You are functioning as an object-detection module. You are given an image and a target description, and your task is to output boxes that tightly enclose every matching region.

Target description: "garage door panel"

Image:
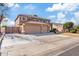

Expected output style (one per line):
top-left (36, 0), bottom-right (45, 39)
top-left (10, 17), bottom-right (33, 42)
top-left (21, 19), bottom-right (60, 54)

top-left (42, 25), bottom-right (48, 32)
top-left (24, 24), bottom-right (41, 33)
top-left (23, 24), bottom-right (48, 34)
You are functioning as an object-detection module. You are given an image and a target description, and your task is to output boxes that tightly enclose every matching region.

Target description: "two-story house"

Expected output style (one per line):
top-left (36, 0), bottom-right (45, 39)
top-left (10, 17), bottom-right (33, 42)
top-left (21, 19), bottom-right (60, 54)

top-left (15, 14), bottom-right (51, 34)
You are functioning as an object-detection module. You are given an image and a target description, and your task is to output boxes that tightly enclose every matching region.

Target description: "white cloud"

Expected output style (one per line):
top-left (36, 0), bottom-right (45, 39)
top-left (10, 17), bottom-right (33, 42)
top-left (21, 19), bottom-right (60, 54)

top-left (56, 19), bottom-right (66, 23)
top-left (62, 3), bottom-right (78, 11)
top-left (74, 11), bottom-right (79, 18)
top-left (24, 4), bottom-right (36, 10)
top-left (73, 12), bottom-right (79, 25)
top-left (57, 12), bottom-right (65, 19)
top-left (49, 12), bottom-right (66, 23)
top-left (46, 3), bottom-right (79, 12)
top-left (7, 20), bottom-right (15, 26)
top-left (47, 12), bottom-right (66, 23)
top-left (48, 15), bottom-right (56, 19)
top-left (54, 12), bottom-right (79, 25)
top-left (46, 3), bottom-right (63, 12)
top-left (7, 3), bottom-right (15, 7)
top-left (46, 3), bottom-right (79, 25)
top-left (7, 3), bottom-right (20, 8)
top-left (1, 18), bottom-right (15, 26)
top-left (69, 18), bottom-right (77, 25)
top-left (14, 4), bottom-right (20, 8)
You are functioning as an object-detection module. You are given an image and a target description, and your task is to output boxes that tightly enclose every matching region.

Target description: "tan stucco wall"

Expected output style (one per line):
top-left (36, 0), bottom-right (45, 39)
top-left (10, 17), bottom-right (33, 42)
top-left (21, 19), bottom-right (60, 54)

top-left (15, 17), bottom-right (20, 27)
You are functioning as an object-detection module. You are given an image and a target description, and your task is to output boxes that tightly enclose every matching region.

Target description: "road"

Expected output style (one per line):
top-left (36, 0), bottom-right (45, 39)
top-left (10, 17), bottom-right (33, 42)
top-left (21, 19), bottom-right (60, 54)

top-left (59, 45), bottom-right (79, 56)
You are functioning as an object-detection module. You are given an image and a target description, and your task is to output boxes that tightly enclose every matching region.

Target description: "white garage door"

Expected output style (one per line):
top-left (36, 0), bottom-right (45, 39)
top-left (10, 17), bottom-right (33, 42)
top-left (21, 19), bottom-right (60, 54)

top-left (24, 24), bottom-right (41, 33)
top-left (41, 25), bottom-right (48, 33)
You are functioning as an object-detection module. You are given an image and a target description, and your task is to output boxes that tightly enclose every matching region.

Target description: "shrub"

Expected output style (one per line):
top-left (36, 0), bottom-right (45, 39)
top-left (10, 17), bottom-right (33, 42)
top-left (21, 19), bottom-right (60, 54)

top-left (70, 28), bottom-right (77, 33)
top-left (2, 25), bottom-right (7, 28)
top-left (50, 30), bottom-right (54, 32)
top-left (76, 29), bottom-right (79, 33)
top-left (50, 28), bottom-right (58, 33)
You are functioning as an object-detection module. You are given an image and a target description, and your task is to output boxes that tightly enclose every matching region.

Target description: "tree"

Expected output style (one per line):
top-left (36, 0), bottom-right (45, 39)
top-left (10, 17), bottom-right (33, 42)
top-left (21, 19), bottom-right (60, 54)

top-left (0, 3), bottom-right (9, 23)
top-left (63, 22), bottom-right (74, 32)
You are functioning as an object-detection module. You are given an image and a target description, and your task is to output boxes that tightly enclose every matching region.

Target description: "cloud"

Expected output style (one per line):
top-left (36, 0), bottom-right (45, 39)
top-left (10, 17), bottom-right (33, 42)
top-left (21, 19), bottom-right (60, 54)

top-left (46, 3), bottom-right (79, 12)
top-left (7, 3), bottom-right (20, 8)
top-left (57, 12), bottom-right (65, 19)
top-left (14, 4), bottom-right (20, 8)
top-left (1, 17), bottom-right (15, 26)
top-left (46, 3), bottom-right (79, 25)
top-left (46, 3), bottom-right (63, 12)
top-left (52, 12), bottom-right (79, 25)
top-left (48, 12), bottom-right (66, 23)
top-left (7, 20), bottom-right (15, 27)
top-left (54, 12), bottom-right (78, 24)
top-left (74, 11), bottom-right (79, 18)
top-left (69, 18), bottom-right (77, 25)
top-left (24, 4), bottom-right (36, 10)
top-left (48, 15), bottom-right (56, 19)
top-left (7, 3), bottom-right (15, 7)
top-left (73, 12), bottom-right (79, 25)
top-left (48, 12), bottom-right (65, 18)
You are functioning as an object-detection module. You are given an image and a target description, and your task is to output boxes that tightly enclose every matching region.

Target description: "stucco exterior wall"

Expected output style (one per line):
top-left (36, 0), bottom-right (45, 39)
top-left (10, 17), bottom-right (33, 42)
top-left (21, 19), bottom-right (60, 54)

top-left (15, 17), bottom-right (20, 27)
top-left (52, 24), bottom-right (63, 32)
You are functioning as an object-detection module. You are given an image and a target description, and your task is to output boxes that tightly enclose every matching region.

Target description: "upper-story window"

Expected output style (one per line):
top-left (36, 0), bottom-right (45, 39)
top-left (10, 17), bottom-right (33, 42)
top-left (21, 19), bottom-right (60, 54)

top-left (22, 17), bottom-right (27, 21)
top-left (23, 17), bottom-right (25, 20)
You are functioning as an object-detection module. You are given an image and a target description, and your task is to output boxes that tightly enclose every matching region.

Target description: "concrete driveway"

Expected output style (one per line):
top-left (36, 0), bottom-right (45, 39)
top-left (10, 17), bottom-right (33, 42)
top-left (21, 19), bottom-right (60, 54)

top-left (0, 33), bottom-right (79, 56)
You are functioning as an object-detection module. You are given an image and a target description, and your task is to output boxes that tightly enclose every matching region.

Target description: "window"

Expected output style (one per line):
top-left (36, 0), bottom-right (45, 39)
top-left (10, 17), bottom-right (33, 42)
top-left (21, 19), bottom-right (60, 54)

top-left (23, 17), bottom-right (25, 20)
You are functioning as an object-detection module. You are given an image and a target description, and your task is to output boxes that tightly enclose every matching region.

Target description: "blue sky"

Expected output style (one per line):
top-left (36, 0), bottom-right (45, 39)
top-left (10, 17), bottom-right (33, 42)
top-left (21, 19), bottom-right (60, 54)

top-left (5, 3), bottom-right (79, 26)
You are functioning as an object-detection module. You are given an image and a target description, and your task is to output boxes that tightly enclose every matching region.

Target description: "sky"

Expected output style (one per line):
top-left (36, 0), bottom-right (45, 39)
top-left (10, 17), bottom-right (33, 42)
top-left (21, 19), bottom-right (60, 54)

top-left (3, 3), bottom-right (79, 26)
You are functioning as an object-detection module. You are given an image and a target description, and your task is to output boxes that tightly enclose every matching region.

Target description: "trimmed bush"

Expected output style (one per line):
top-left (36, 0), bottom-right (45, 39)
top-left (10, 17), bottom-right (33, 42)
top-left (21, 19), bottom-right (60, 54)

top-left (50, 30), bottom-right (54, 32)
top-left (70, 29), bottom-right (77, 33)
top-left (50, 28), bottom-right (58, 33)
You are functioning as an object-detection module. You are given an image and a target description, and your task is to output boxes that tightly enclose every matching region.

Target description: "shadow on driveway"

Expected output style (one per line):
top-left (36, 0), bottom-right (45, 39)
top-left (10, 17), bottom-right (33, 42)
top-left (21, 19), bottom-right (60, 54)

top-left (29, 32), bottom-right (57, 36)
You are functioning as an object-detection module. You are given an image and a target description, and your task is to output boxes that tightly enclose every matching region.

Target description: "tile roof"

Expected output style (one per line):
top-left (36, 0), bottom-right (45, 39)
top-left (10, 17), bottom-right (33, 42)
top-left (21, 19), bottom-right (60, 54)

top-left (24, 21), bottom-right (50, 25)
top-left (16, 14), bottom-right (50, 21)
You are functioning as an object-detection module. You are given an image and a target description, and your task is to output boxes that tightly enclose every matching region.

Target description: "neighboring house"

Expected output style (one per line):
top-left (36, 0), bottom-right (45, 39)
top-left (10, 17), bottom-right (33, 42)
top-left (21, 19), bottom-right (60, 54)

top-left (15, 14), bottom-right (51, 34)
top-left (51, 23), bottom-right (63, 32)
